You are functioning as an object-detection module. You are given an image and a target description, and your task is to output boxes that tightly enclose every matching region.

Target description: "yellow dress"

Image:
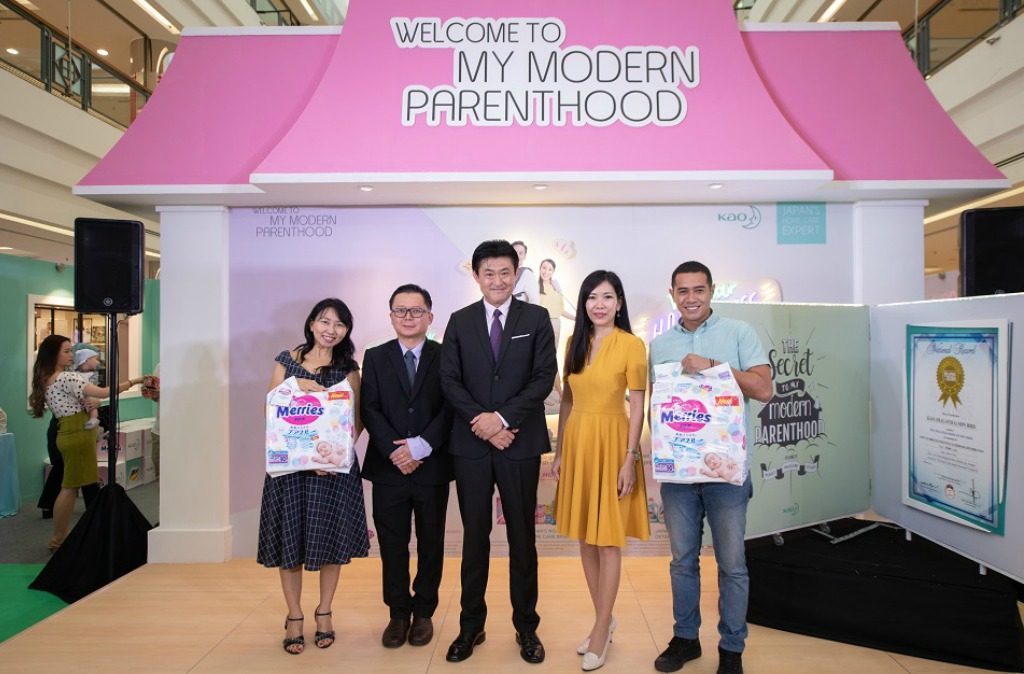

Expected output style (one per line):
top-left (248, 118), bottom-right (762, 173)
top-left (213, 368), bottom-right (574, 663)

top-left (555, 329), bottom-right (650, 546)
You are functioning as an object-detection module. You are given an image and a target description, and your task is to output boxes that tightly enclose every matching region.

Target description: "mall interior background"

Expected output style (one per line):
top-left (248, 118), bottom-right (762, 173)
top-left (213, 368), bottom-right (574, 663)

top-left (1, 0), bottom-right (1022, 529)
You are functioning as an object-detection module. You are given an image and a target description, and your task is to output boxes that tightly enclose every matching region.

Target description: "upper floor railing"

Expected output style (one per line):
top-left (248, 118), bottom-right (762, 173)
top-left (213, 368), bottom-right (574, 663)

top-left (734, 0), bottom-right (1022, 78)
top-left (905, 0), bottom-right (1022, 77)
top-left (249, 0), bottom-right (300, 27)
top-left (0, 0), bottom-right (150, 129)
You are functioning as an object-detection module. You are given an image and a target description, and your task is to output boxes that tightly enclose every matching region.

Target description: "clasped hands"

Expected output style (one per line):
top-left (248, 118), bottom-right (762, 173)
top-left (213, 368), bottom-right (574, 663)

top-left (471, 411), bottom-right (517, 450)
top-left (390, 439), bottom-right (422, 475)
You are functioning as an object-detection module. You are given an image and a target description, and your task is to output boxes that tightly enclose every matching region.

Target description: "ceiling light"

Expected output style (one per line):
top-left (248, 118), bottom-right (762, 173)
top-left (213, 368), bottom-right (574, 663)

top-left (709, 183), bottom-right (724, 190)
top-left (298, 0), bottom-right (319, 21)
top-left (0, 211), bottom-right (73, 237)
top-left (359, 185), bottom-right (374, 192)
top-left (0, 246), bottom-right (13, 250)
top-left (132, 0), bottom-right (181, 35)
top-left (145, 250), bottom-right (160, 259)
top-left (923, 184), bottom-right (1024, 225)
top-left (97, 48), bottom-right (109, 56)
top-left (817, 0), bottom-right (848, 22)
top-left (533, 184), bottom-right (548, 191)
top-left (6, 48), bottom-right (19, 55)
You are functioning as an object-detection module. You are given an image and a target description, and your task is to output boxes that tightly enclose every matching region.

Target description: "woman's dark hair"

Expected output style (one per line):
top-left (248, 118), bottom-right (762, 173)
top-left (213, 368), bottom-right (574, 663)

top-left (29, 334), bottom-right (70, 417)
top-left (296, 298), bottom-right (358, 374)
top-left (565, 271), bottom-right (631, 378)
top-left (538, 258), bottom-right (556, 296)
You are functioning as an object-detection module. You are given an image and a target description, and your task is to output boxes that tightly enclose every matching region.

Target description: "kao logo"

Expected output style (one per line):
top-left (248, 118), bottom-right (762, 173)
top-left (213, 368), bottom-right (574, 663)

top-left (717, 205), bottom-right (761, 230)
top-left (658, 397), bottom-right (712, 433)
top-left (276, 394), bottom-right (325, 425)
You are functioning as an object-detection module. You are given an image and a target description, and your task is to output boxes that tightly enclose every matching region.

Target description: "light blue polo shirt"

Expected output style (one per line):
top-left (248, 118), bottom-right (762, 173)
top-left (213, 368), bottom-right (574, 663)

top-left (648, 311), bottom-right (768, 380)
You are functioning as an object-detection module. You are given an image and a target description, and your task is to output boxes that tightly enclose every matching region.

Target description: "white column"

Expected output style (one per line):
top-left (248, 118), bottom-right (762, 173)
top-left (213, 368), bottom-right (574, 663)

top-left (851, 200), bottom-right (927, 305)
top-left (148, 206), bottom-right (232, 562)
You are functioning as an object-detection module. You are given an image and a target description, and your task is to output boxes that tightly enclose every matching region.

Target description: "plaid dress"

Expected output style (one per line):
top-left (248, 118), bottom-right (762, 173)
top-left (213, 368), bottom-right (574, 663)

top-left (257, 351), bottom-right (370, 570)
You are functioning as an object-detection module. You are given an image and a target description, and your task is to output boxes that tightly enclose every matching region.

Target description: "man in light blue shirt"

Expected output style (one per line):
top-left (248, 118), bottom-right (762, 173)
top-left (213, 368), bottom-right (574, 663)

top-left (649, 261), bottom-right (772, 674)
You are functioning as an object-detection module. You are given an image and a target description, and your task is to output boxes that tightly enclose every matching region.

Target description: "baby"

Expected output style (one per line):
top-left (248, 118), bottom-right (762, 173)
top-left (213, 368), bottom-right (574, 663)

top-left (74, 347), bottom-right (102, 430)
top-left (311, 440), bottom-right (348, 468)
top-left (700, 451), bottom-right (740, 483)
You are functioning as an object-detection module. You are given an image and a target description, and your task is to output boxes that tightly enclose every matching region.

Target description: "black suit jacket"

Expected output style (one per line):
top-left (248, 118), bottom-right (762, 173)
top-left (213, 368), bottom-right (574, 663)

top-left (360, 339), bottom-right (453, 486)
top-left (440, 298), bottom-right (557, 460)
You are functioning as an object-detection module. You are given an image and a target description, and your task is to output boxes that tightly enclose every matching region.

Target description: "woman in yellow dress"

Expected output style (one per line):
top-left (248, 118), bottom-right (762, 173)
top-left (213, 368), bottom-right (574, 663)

top-left (553, 270), bottom-right (649, 671)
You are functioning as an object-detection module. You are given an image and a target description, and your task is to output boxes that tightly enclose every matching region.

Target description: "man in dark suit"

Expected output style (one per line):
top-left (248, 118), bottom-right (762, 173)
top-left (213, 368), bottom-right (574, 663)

top-left (440, 239), bottom-right (557, 664)
top-left (361, 283), bottom-right (453, 649)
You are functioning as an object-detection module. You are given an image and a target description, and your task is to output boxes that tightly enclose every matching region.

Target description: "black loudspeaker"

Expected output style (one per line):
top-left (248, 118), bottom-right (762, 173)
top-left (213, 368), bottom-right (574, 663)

top-left (74, 218), bottom-right (144, 314)
top-left (960, 206), bottom-right (1024, 297)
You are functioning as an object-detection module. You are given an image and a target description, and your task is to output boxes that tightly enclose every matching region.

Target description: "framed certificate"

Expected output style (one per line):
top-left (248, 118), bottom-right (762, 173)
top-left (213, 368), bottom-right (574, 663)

top-left (903, 321), bottom-right (1010, 534)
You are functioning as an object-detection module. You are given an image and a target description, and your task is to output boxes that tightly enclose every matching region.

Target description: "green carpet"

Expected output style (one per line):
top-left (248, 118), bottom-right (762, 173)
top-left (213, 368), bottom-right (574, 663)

top-left (0, 565), bottom-right (67, 643)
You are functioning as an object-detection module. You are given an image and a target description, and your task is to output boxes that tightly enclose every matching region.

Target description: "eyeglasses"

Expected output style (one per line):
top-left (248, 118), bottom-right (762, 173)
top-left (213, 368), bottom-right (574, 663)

top-left (390, 307), bottom-right (428, 318)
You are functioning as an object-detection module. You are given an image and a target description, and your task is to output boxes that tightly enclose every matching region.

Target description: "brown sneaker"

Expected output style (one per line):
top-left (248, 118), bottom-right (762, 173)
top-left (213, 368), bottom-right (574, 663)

top-left (408, 616), bottom-right (434, 646)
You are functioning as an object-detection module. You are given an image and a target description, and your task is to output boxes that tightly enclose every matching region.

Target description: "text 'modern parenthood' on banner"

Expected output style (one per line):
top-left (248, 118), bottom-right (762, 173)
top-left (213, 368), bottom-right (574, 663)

top-left (392, 17), bottom-right (699, 127)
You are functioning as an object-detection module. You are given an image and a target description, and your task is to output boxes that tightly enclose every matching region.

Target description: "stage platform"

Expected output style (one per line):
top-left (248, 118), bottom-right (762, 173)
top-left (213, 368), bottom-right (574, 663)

top-left (748, 520), bottom-right (1024, 672)
top-left (0, 555), bottom-right (1017, 672)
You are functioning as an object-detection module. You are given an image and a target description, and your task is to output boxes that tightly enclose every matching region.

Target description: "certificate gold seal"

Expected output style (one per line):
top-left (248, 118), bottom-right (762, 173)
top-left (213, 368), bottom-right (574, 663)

top-left (936, 356), bottom-right (964, 408)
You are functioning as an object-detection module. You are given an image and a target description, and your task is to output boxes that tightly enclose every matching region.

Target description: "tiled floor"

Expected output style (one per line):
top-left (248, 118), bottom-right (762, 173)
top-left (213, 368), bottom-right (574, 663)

top-left (0, 556), bottom-right (1010, 673)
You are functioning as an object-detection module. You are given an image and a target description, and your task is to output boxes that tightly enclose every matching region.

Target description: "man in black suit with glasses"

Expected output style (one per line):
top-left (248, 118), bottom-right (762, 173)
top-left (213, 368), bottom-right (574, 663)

top-left (361, 283), bottom-right (453, 650)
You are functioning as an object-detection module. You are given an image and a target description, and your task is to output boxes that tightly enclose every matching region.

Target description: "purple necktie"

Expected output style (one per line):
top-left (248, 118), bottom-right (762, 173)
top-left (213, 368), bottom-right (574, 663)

top-left (490, 309), bottom-right (503, 360)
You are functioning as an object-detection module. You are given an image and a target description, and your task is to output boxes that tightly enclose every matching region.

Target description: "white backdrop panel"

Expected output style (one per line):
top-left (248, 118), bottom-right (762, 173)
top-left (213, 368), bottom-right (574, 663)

top-left (870, 293), bottom-right (1024, 583)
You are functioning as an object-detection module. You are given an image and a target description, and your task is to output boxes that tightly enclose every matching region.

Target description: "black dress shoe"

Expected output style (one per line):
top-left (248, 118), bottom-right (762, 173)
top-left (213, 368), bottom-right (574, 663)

top-left (381, 617), bottom-right (410, 648)
top-left (445, 631), bottom-right (486, 662)
top-left (516, 631), bottom-right (545, 664)
top-left (408, 616), bottom-right (433, 646)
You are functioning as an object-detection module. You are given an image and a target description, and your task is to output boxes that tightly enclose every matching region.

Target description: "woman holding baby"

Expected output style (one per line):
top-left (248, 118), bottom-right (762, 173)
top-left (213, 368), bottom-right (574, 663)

top-left (256, 298), bottom-right (369, 655)
top-left (29, 335), bottom-right (142, 551)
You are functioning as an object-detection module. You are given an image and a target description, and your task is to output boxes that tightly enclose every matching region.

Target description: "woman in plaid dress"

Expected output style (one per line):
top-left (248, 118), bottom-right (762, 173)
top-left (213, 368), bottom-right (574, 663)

top-left (257, 298), bottom-right (370, 654)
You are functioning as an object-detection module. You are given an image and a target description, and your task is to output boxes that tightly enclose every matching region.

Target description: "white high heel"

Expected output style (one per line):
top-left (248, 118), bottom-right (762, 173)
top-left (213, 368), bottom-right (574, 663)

top-left (581, 628), bottom-right (613, 671)
top-left (576, 615), bottom-right (616, 656)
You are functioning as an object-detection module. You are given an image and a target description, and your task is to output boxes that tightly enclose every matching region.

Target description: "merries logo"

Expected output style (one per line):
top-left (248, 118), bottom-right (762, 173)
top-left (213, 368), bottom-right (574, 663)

top-left (276, 394), bottom-right (325, 425)
top-left (659, 397), bottom-right (712, 433)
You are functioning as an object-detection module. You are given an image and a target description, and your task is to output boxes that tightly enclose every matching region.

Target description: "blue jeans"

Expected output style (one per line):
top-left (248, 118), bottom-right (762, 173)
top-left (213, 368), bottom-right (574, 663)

top-left (661, 477), bottom-right (752, 653)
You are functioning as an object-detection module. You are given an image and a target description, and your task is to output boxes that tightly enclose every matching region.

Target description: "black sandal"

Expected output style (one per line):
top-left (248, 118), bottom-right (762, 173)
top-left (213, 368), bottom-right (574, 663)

top-left (283, 616), bottom-right (304, 655)
top-left (314, 607), bottom-right (335, 649)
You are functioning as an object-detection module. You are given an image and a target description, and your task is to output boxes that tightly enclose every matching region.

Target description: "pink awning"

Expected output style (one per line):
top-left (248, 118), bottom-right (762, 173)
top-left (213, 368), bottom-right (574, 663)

top-left (742, 25), bottom-right (1004, 182)
top-left (253, 0), bottom-right (829, 177)
top-left (77, 30), bottom-right (338, 189)
top-left (75, 0), bottom-right (1005, 206)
